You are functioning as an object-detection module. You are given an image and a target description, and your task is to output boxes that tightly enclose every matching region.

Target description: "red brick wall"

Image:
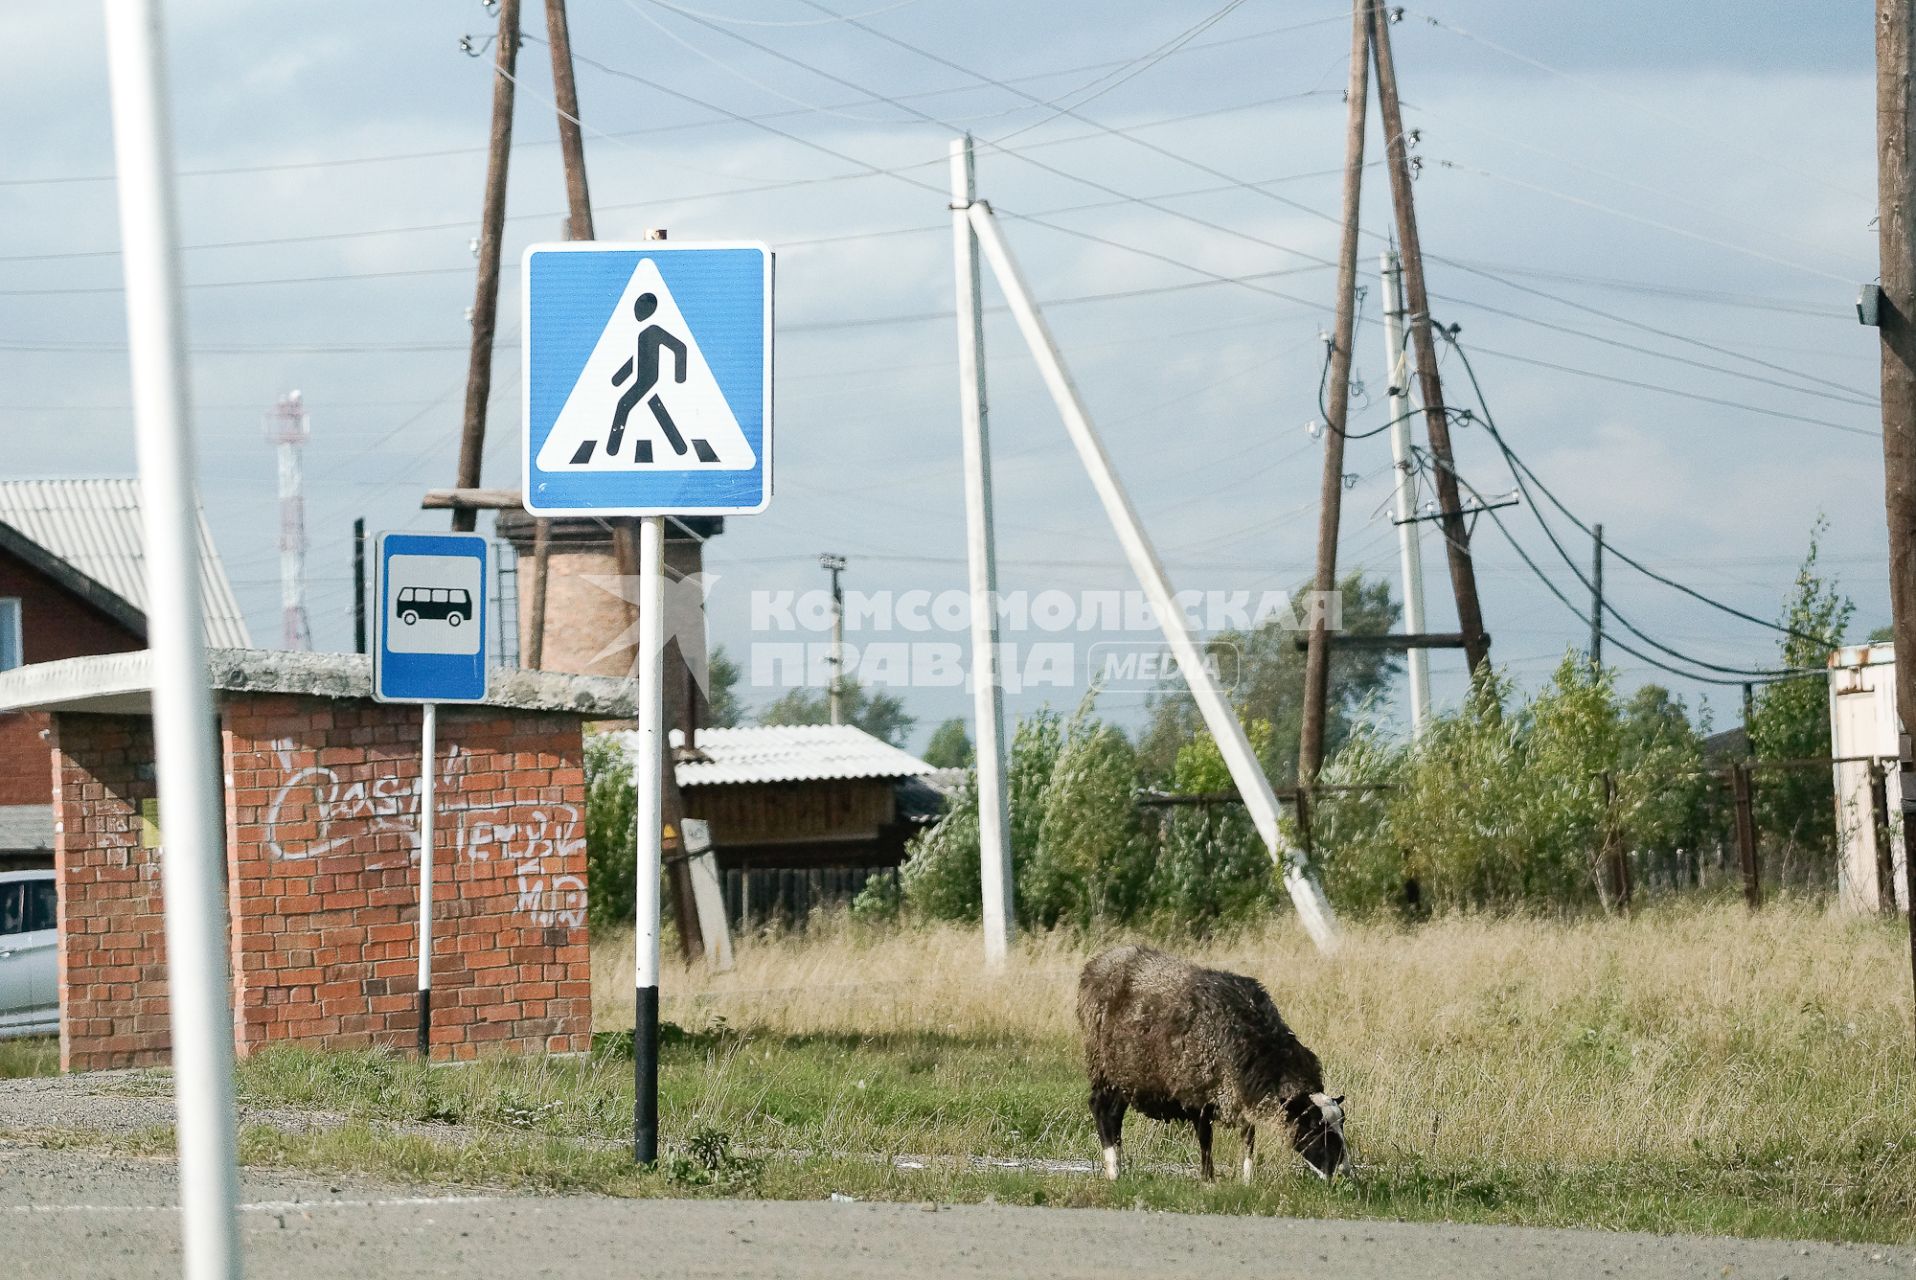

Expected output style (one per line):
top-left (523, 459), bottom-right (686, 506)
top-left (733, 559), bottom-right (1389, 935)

top-left (0, 547), bottom-right (144, 807)
top-left (51, 715), bottom-right (168, 1072)
top-left (221, 696), bottom-right (591, 1061)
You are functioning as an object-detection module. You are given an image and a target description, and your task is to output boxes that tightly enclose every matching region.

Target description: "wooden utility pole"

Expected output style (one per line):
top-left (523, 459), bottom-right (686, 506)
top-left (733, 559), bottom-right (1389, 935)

top-left (1368, 3), bottom-right (1491, 675)
top-left (545, 0), bottom-right (595, 241)
top-left (523, 0), bottom-right (596, 670)
top-left (1297, 0), bottom-right (1373, 787)
top-left (451, 0), bottom-right (521, 534)
top-left (1590, 523), bottom-right (1604, 668)
top-left (1874, 0), bottom-right (1916, 1055)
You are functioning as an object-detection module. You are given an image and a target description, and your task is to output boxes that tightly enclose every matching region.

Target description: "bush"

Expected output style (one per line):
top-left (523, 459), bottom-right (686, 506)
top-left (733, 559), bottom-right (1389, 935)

top-left (583, 732), bottom-right (637, 930)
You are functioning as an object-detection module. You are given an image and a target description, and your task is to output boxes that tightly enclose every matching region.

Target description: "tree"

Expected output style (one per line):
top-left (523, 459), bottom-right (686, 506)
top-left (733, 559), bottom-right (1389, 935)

top-left (704, 645), bottom-right (743, 728)
top-left (755, 679), bottom-right (915, 746)
top-left (1748, 519), bottom-right (1852, 880)
top-left (922, 717), bottom-right (974, 768)
top-left (582, 732), bottom-right (637, 929)
top-left (1136, 573), bottom-right (1400, 785)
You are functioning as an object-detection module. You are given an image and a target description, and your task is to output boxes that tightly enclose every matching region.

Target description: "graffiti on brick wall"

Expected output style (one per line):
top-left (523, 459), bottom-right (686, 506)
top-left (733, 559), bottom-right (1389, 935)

top-left (458, 804), bottom-right (589, 929)
top-left (262, 738), bottom-right (585, 926)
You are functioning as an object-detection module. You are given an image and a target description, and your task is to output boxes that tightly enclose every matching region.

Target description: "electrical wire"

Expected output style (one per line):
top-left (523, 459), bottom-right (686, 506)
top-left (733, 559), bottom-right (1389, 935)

top-left (1436, 327), bottom-right (1836, 648)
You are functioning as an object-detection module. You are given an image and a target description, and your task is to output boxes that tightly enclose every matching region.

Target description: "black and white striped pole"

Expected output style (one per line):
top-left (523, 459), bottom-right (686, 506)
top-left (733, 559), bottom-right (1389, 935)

top-left (632, 514), bottom-right (667, 1165)
top-left (417, 701), bottom-right (437, 1058)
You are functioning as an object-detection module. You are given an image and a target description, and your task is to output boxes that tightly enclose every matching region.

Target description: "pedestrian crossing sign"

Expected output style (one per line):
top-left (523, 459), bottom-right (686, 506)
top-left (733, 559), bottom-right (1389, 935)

top-left (522, 241), bottom-right (773, 516)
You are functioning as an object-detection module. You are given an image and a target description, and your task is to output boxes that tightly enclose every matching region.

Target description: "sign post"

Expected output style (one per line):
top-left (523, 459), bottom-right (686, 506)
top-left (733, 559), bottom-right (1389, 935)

top-left (523, 240), bottom-right (772, 1164)
top-left (373, 531), bottom-right (491, 1058)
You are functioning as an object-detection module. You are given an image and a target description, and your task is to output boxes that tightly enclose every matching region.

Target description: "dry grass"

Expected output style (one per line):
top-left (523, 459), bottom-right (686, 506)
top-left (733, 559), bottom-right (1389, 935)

top-left (602, 900), bottom-right (1916, 1207)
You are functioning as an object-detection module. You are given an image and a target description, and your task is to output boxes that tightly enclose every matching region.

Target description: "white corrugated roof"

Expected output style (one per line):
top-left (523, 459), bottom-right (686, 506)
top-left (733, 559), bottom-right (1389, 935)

top-left (650, 724), bottom-right (934, 787)
top-left (0, 479), bottom-right (251, 648)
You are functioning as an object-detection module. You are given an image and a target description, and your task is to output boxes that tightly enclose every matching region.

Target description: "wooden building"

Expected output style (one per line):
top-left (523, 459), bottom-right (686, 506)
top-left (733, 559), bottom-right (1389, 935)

top-left (657, 725), bottom-right (945, 926)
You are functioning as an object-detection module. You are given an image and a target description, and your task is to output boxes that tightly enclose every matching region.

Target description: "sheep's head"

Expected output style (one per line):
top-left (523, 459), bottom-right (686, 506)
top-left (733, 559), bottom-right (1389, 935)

top-left (1282, 1092), bottom-right (1351, 1181)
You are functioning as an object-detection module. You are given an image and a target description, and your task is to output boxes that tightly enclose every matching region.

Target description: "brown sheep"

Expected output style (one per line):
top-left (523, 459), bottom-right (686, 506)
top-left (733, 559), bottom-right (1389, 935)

top-left (1076, 944), bottom-right (1349, 1182)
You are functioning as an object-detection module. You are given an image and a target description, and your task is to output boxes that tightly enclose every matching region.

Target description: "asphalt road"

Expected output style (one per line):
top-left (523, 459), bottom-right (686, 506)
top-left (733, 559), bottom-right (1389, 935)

top-left (3, 1141), bottom-right (1912, 1280)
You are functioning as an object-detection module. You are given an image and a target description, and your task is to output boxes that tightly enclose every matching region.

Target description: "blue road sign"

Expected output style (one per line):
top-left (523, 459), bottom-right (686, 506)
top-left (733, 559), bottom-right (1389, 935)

top-left (522, 241), bottom-right (773, 516)
top-left (374, 532), bottom-right (490, 704)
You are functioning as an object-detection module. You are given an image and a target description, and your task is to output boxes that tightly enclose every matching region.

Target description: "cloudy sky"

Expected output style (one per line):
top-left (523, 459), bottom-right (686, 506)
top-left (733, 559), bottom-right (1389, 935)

top-left (0, 1), bottom-right (1884, 750)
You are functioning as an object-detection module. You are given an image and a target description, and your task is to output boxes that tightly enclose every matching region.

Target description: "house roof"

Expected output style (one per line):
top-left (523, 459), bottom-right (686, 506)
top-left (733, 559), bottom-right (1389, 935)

top-left (0, 479), bottom-right (251, 648)
top-left (664, 724), bottom-right (935, 787)
top-left (0, 805), bottom-right (52, 853)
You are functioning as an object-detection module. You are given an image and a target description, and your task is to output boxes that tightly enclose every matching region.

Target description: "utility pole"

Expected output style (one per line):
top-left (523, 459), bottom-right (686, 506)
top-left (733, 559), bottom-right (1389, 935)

top-left (1369, 2), bottom-right (1491, 676)
top-left (451, 0), bottom-right (520, 534)
top-left (1872, 0), bottom-right (1916, 1059)
top-left (268, 391), bottom-right (312, 650)
top-left (950, 133), bottom-right (1015, 964)
top-left (525, 0), bottom-right (593, 672)
top-left (821, 553), bottom-right (846, 723)
top-left (1382, 249), bottom-right (1431, 738)
top-left (1297, 0), bottom-right (1373, 788)
top-left (352, 516), bottom-right (367, 654)
top-left (1590, 523), bottom-right (1604, 669)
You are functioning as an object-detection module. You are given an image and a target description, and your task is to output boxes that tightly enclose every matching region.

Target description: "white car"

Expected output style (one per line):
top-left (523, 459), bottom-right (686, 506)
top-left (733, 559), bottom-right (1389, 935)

top-left (0, 869), bottom-right (57, 1038)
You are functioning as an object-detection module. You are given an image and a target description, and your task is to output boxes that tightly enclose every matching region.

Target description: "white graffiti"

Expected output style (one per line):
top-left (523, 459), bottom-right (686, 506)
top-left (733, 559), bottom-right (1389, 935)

top-left (262, 738), bottom-right (585, 926)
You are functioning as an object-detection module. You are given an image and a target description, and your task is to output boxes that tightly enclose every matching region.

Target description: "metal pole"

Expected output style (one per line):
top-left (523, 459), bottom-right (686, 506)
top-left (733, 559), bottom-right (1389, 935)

top-left (1877, 0), bottom-right (1916, 1062)
top-left (452, 0), bottom-right (520, 534)
top-left (101, 1), bottom-right (240, 1273)
top-left (417, 703), bottom-right (437, 1058)
top-left (632, 516), bottom-right (666, 1164)
top-left (1369, 2), bottom-right (1491, 676)
top-left (353, 516), bottom-right (368, 655)
top-left (1297, 0), bottom-right (1372, 789)
top-left (1590, 523), bottom-right (1604, 669)
top-left (950, 135), bottom-right (1016, 964)
top-left (1382, 250), bottom-right (1430, 738)
top-left (968, 202), bottom-right (1339, 953)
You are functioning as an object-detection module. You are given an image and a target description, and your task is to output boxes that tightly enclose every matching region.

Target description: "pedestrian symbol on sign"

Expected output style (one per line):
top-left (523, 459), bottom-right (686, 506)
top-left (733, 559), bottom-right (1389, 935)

top-left (534, 257), bottom-right (754, 474)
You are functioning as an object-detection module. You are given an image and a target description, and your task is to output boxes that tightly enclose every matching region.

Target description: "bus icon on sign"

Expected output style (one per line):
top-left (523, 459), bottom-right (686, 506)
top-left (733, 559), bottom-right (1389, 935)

top-left (397, 586), bottom-right (472, 627)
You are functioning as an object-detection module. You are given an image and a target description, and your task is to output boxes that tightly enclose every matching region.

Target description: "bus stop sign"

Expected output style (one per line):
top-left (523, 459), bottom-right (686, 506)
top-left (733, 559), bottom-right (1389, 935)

top-left (374, 531), bottom-right (490, 703)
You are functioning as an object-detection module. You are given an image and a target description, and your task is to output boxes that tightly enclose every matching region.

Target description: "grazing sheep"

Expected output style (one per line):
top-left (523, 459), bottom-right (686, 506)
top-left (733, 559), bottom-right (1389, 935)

top-left (1076, 944), bottom-right (1349, 1183)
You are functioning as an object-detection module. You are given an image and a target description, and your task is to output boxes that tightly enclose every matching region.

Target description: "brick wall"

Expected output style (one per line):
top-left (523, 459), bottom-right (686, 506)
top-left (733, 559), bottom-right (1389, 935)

top-left (51, 714), bottom-right (168, 1072)
top-left (51, 694), bottom-right (593, 1071)
top-left (221, 696), bottom-right (591, 1061)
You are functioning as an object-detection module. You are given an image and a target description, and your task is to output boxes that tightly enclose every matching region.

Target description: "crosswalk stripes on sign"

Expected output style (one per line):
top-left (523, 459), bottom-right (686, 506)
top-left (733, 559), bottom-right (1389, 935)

top-left (523, 242), bottom-right (772, 517)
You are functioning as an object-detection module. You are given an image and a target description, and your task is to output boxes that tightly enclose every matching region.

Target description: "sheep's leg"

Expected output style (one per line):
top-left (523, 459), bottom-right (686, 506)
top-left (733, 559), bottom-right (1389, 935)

top-left (1091, 1088), bottom-right (1127, 1181)
top-left (1241, 1124), bottom-right (1256, 1184)
top-left (1195, 1116), bottom-right (1215, 1181)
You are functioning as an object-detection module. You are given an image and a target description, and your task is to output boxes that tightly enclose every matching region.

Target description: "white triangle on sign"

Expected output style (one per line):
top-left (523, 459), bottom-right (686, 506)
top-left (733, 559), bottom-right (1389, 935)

top-left (535, 257), bottom-right (756, 473)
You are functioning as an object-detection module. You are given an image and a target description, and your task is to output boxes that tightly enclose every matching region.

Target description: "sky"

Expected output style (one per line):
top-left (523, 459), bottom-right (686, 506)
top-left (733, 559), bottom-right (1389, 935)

top-left (0, 0), bottom-right (1886, 753)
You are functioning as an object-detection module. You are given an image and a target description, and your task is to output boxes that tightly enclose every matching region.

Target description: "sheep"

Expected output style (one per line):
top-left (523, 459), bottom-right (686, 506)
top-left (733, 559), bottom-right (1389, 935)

top-left (1076, 943), bottom-right (1349, 1183)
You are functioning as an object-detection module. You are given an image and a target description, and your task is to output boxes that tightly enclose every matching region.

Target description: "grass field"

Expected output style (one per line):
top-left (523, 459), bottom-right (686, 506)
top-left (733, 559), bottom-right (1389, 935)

top-left (204, 900), bottom-right (1916, 1242)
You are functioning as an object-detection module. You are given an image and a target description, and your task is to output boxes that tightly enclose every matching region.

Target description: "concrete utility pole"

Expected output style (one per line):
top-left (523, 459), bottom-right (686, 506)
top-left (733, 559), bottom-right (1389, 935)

top-left (1589, 523), bottom-right (1605, 669)
top-left (1872, 0), bottom-right (1916, 1058)
top-left (1297, 0), bottom-right (1373, 788)
top-left (451, 0), bottom-right (520, 534)
top-left (821, 554), bottom-right (847, 723)
top-left (949, 134), bottom-right (1016, 964)
top-left (1368, 2), bottom-right (1491, 676)
top-left (101, 0), bottom-right (241, 1271)
top-left (268, 391), bottom-right (312, 651)
top-left (1382, 250), bottom-right (1431, 738)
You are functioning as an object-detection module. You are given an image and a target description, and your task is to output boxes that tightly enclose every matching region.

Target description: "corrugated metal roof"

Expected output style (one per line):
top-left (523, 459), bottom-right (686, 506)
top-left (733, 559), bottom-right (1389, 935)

top-left (0, 479), bottom-right (251, 648)
top-left (651, 724), bottom-right (935, 787)
top-left (0, 804), bottom-right (53, 852)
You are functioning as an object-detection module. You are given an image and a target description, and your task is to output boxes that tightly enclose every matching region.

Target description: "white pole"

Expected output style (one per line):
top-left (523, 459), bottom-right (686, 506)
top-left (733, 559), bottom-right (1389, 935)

top-left (1382, 250), bottom-right (1431, 739)
top-left (101, 0), bottom-right (242, 1274)
top-left (631, 515), bottom-right (666, 1163)
top-left (967, 202), bottom-right (1339, 953)
top-left (950, 136), bottom-right (1016, 965)
top-left (416, 703), bottom-right (437, 1057)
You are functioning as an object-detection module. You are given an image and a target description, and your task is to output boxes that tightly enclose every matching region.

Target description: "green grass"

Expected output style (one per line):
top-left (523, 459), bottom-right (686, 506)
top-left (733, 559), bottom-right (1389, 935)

top-left (0, 1035), bottom-right (57, 1080)
top-left (5, 905), bottom-right (1914, 1244)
